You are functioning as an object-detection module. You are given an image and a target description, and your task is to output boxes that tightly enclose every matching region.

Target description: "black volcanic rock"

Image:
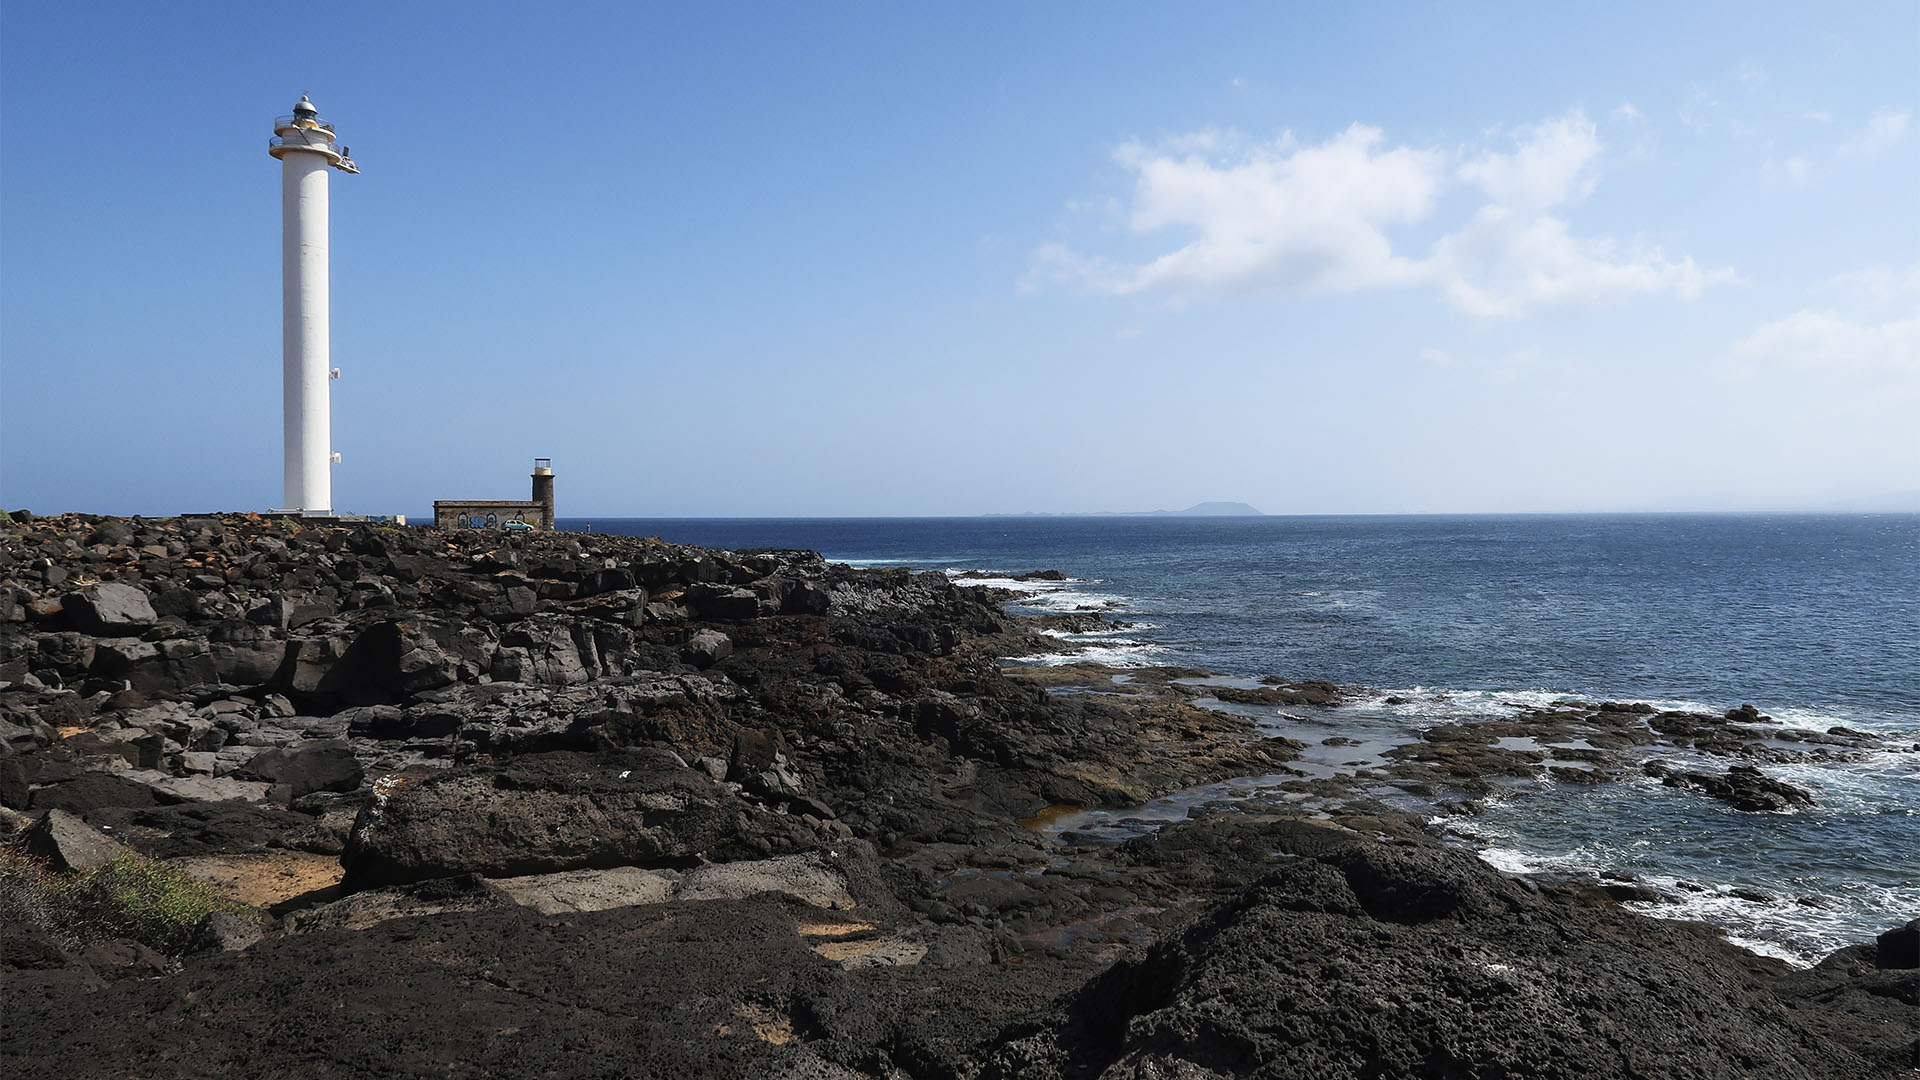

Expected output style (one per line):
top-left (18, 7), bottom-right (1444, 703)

top-left (27, 772), bottom-right (164, 812)
top-left (1217, 680), bottom-right (1345, 707)
top-left (1657, 763), bottom-right (1817, 812)
top-left (681, 628), bottom-right (733, 668)
top-left (0, 895), bottom-right (1071, 1080)
top-left (19, 808), bottom-right (128, 872)
top-left (982, 828), bottom-right (1884, 1080)
top-left (61, 583), bottom-right (156, 636)
top-left (339, 750), bottom-right (815, 889)
top-left (230, 741), bottom-right (365, 800)
top-left (1879, 920), bottom-right (1919, 969)
top-left (0, 513), bottom-right (1907, 1079)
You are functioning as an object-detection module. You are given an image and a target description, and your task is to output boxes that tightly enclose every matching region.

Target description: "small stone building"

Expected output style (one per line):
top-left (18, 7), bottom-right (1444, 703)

top-left (434, 459), bottom-right (556, 530)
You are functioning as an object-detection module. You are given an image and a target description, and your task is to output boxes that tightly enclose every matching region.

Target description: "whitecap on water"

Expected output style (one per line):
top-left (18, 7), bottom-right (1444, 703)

top-left (950, 573), bottom-right (1133, 616)
top-left (1351, 687), bottom-right (1582, 726)
top-left (1025, 640), bottom-right (1173, 668)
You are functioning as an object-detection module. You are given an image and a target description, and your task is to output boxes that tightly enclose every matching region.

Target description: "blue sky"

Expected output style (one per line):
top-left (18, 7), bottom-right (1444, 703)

top-left (3, 2), bottom-right (1915, 516)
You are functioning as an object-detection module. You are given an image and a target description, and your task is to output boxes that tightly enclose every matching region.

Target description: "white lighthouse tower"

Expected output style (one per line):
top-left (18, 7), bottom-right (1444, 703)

top-left (268, 95), bottom-right (358, 514)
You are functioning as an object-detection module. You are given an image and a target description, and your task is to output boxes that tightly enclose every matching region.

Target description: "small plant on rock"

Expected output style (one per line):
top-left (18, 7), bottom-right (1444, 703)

top-left (53, 852), bottom-right (248, 954)
top-left (3, 845), bottom-right (255, 955)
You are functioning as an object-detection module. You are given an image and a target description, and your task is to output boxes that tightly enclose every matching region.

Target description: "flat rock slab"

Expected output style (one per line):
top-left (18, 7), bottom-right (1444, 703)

top-left (485, 854), bottom-right (857, 917)
top-left (676, 853), bottom-right (856, 910)
top-left (811, 933), bottom-right (928, 970)
top-left (487, 865), bottom-right (680, 915)
top-left (168, 851), bottom-right (345, 909)
top-left (123, 772), bottom-right (273, 804)
top-left (19, 808), bottom-right (128, 872)
top-left (63, 582), bottom-right (156, 635)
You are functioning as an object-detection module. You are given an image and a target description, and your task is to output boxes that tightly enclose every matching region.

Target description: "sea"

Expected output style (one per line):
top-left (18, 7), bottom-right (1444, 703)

top-left (561, 514), bottom-right (1918, 965)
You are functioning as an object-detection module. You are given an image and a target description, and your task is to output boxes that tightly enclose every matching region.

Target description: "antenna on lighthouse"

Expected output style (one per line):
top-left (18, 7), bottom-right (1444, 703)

top-left (268, 94), bottom-right (358, 515)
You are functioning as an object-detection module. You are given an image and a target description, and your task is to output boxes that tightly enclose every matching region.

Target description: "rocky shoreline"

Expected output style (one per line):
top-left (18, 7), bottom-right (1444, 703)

top-left (1, 513), bottom-right (1913, 1078)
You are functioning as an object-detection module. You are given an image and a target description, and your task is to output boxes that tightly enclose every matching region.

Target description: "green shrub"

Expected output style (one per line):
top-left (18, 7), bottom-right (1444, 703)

top-left (54, 852), bottom-right (247, 954)
top-left (1, 846), bottom-right (253, 955)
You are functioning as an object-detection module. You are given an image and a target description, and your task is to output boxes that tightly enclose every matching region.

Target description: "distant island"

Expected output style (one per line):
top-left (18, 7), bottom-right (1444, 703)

top-left (986, 501), bottom-right (1264, 518)
top-left (1156, 501), bottom-right (1263, 516)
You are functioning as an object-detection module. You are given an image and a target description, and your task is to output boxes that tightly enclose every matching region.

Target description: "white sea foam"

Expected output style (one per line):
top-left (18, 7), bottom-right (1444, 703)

top-left (1438, 775), bottom-right (1920, 967)
top-left (945, 568), bottom-right (1162, 664)
top-left (1033, 629), bottom-right (1158, 651)
top-left (1025, 640), bottom-right (1173, 668)
top-left (1018, 592), bottom-right (1130, 615)
top-left (1620, 876), bottom-right (1919, 966)
top-left (831, 557), bottom-right (924, 567)
top-left (950, 574), bottom-right (1132, 616)
top-left (946, 569), bottom-right (1096, 584)
top-left (1760, 703), bottom-right (1915, 738)
top-left (1352, 687), bottom-right (1582, 726)
top-left (1355, 686), bottom-right (1916, 749)
top-left (1035, 623), bottom-right (1161, 640)
top-left (1475, 846), bottom-right (1549, 875)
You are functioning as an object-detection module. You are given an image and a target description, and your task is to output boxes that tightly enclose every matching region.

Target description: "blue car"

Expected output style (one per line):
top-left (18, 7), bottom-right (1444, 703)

top-left (502, 520), bottom-right (536, 532)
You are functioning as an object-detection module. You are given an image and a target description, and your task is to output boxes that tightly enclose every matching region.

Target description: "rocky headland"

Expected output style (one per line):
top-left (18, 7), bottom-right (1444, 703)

top-left (1, 512), bottom-right (1913, 1078)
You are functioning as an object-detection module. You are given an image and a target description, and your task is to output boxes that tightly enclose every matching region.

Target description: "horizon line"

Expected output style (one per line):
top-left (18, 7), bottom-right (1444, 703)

top-left (544, 508), bottom-right (1920, 521)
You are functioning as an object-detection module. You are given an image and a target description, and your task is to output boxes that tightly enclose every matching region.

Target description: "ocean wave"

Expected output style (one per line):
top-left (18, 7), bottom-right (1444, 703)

top-left (1451, 844), bottom-right (1853, 965)
top-left (949, 574), bottom-right (1132, 615)
top-left (1437, 780), bottom-right (1919, 967)
top-left (945, 569), bottom-right (1097, 584)
top-left (1352, 686), bottom-right (1916, 744)
top-left (946, 569), bottom-right (1161, 664)
top-left (1621, 875), bottom-right (1920, 966)
top-left (1024, 641), bottom-right (1173, 668)
top-left (830, 556), bottom-right (930, 567)
top-left (1035, 623), bottom-right (1162, 640)
top-left (1352, 687), bottom-right (1587, 725)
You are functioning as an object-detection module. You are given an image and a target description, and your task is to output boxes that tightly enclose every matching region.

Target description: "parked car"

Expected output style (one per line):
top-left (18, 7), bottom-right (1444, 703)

top-left (502, 519), bottom-right (536, 532)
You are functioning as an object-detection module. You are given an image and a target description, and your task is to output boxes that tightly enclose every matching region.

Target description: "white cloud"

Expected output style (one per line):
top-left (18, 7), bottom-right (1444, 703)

top-left (1429, 207), bottom-right (1730, 319)
top-left (1101, 124), bottom-right (1443, 297)
top-left (1838, 107), bottom-right (1910, 159)
top-left (1610, 103), bottom-right (1642, 123)
top-left (1031, 111), bottom-right (1731, 320)
top-left (1734, 310), bottom-right (1920, 378)
top-left (1458, 113), bottom-right (1602, 211)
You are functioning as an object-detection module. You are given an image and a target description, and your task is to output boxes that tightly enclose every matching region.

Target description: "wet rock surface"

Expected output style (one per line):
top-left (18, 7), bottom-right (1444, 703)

top-left (0, 513), bottom-right (1911, 1078)
top-left (1651, 761), bottom-right (1819, 812)
top-left (980, 820), bottom-right (1902, 1080)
